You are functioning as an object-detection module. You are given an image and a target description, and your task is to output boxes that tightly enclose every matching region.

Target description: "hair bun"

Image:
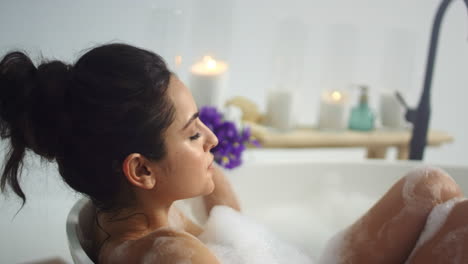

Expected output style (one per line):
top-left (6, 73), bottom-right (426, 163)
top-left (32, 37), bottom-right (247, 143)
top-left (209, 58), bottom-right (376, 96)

top-left (0, 52), bottom-right (37, 140)
top-left (0, 52), bottom-right (72, 160)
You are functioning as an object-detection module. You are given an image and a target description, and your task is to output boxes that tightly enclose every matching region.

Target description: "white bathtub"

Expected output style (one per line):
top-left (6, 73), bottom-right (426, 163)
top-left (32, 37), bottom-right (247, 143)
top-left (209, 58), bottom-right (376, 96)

top-left (216, 160), bottom-right (468, 260)
top-left (1, 159), bottom-right (468, 263)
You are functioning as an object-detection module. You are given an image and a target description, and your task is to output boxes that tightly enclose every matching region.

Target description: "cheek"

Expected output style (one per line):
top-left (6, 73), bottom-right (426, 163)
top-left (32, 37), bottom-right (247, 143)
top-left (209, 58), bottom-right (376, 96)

top-left (170, 145), bottom-right (212, 196)
top-left (158, 135), bottom-right (209, 198)
top-left (170, 144), bottom-right (206, 178)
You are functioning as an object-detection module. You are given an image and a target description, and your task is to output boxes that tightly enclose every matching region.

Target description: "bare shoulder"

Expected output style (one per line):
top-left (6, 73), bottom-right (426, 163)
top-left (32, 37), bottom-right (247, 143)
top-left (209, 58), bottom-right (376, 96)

top-left (103, 228), bottom-right (220, 264)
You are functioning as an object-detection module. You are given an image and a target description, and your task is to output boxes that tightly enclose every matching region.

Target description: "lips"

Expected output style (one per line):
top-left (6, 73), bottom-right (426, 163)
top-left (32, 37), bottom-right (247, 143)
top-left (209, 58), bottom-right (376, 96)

top-left (208, 157), bottom-right (214, 169)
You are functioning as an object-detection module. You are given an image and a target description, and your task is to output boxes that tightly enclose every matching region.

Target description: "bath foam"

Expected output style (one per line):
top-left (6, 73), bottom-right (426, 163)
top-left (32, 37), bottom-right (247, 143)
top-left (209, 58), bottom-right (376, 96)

top-left (318, 213), bottom-right (384, 263)
top-left (405, 197), bottom-right (467, 263)
top-left (316, 229), bottom-right (347, 264)
top-left (246, 181), bottom-right (376, 260)
top-left (198, 205), bottom-right (314, 264)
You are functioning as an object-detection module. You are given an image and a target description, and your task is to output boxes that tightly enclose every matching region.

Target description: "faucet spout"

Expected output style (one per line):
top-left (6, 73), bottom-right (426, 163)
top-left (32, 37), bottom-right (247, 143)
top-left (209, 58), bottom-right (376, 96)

top-left (407, 0), bottom-right (468, 160)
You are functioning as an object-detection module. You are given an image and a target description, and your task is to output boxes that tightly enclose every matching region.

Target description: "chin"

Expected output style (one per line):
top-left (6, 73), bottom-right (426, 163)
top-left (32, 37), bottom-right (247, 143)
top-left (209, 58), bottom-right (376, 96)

top-left (203, 178), bottom-right (216, 195)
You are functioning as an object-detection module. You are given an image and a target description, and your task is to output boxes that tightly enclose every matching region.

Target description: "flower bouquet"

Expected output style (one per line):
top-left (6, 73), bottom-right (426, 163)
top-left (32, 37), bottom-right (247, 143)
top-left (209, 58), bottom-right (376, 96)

top-left (199, 106), bottom-right (260, 169)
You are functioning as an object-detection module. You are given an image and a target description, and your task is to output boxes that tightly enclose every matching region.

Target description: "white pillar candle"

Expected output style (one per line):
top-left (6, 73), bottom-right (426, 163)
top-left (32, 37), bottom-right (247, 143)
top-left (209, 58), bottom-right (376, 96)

top-left (189, 56), bottom-right (228, 109)
top-left (379, 90), bottom-right (406, 129)
top-left (266, 90), bottom-right (296, 131)
top-left (318, 90), bottom-right (347, 130)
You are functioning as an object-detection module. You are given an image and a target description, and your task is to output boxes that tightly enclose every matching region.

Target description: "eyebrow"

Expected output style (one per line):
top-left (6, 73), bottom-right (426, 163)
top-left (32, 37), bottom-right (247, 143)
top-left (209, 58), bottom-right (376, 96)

top-left (182, 112), bottom-right (199, 131)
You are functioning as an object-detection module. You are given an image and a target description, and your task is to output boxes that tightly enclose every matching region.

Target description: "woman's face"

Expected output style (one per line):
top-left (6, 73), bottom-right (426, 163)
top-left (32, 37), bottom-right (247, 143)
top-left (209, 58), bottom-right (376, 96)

top-left (154, 75), bottom-right (219, 201)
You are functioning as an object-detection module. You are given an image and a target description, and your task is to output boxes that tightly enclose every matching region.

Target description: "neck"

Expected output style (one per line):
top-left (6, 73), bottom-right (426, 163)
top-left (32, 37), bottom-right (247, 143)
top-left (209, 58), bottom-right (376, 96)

top-left (99, 197), bottom-right (175, 240)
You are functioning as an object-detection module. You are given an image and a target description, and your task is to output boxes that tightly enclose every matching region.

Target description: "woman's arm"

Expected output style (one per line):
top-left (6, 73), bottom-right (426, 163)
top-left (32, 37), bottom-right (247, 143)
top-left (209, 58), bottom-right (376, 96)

top-left (203, 165), bottom-right (241, 215)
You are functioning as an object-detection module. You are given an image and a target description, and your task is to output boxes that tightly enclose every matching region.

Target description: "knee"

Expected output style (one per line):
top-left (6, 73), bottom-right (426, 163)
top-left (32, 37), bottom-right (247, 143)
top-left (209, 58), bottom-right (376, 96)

top-left (402, 166), bottom-right (462, 208)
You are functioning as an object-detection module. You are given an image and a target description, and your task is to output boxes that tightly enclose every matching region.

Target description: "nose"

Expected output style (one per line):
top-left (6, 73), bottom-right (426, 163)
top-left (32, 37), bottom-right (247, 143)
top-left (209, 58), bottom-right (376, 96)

top-left (204, 126), bottom-right (219, 152)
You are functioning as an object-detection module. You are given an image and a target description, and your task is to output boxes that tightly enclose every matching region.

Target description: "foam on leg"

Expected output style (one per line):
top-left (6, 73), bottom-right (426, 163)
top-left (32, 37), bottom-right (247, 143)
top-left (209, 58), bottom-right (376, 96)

top-left (318, 166), bottom-right (461, 264)
top-left (413, 197), bottom-right (466, 250)
top-left (374, 167), bottom-right (458, 248)
top-left (406, 198), bottom-right (468, 264)
top-left (401, 166), bottom-right (459, 213)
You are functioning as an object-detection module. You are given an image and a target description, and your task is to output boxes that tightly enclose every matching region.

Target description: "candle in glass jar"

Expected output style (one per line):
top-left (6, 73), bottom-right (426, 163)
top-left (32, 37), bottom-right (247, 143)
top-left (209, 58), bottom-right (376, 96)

top-left (318, 90), bottom-right (347, 130)
top-left (189, 56), bottom-right (228, 109)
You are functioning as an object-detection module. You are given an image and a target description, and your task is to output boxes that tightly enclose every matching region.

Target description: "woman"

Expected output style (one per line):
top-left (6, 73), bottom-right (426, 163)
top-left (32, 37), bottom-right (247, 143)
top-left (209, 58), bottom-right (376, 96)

top-left (0, 43), bottom-right (466, 264)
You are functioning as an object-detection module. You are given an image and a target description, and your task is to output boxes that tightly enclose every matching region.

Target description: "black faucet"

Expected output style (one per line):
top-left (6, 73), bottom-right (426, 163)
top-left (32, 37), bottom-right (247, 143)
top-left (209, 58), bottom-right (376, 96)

top-left (396, 0), bottom-right (468, 160)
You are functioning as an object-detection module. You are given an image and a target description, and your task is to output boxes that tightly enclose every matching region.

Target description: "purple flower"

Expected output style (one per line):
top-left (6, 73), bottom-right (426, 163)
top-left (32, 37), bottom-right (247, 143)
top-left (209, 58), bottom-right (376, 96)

top-left (199, 106), bottom-right (260, 169)
top-left (199, 106), bottom-right (223, 131)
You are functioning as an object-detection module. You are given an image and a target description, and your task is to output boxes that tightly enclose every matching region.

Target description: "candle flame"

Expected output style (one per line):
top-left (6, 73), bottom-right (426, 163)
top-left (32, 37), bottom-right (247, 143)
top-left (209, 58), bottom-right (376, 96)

top-left (203, 56), bottom-right (217, 70)
top-left (331, 91), bottom-right (342, 101)
top-left (191, 55), bottom-right (227, 75)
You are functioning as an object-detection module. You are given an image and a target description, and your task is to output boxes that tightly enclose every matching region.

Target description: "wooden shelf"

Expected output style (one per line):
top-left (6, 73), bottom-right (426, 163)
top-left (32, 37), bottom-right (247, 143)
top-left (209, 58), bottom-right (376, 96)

top-left (246, 122), bottom-right (454, 160)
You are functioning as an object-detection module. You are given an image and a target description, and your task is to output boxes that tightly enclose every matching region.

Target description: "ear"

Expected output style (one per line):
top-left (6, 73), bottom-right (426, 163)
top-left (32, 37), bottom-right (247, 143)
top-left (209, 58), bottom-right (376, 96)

top-left (122, 153), bottom-right (157, 190)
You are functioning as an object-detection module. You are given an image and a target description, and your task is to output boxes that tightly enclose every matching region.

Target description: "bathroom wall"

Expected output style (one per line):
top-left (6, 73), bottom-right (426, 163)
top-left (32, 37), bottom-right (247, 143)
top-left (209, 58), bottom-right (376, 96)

top-left (0, 1), bottom-right (467, 261)
top-left (1, 0), bottom-right (467, 165)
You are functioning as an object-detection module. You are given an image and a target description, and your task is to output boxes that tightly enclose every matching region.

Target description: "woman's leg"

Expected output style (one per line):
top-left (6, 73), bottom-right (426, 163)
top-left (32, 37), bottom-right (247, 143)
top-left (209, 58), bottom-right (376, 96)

top-left (320, 167), bottom-right (463, 264)
top-left (406, 198), bottom-right (468, 264)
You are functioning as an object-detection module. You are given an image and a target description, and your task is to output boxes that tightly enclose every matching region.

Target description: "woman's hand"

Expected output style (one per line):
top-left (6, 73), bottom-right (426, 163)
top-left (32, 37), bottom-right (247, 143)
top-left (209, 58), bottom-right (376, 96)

top-left (203, 165), bottom-right (241, 215)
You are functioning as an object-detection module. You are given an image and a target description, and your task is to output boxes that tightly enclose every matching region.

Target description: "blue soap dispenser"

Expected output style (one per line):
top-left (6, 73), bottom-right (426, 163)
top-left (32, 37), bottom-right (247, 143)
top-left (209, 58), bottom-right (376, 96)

top-left (348, 85), bottom-right (375, 131)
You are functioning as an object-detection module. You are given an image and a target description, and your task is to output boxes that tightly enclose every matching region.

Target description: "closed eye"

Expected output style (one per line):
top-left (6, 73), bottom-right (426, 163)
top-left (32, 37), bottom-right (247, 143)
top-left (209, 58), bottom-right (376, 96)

top-left (189, 132), bottom-right (201, 141)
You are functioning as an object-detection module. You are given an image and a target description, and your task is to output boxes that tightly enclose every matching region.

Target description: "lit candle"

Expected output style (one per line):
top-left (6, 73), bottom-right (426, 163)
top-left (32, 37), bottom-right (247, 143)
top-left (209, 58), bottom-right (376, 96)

top-left (318, 90), bottom-right (347, 130)
top-left (189, 56), bottom-right (228, 108)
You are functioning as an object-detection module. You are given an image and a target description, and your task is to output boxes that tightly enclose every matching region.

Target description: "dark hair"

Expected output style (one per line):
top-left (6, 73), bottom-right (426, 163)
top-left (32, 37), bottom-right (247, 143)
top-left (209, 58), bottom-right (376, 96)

top-left (0, 43), bottom-right (175, 209)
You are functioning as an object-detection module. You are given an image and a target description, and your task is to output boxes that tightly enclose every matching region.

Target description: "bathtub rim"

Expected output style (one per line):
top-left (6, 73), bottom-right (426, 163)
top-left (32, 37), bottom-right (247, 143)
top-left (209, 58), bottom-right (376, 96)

top-left (240, 158), bottom-right (468, 171)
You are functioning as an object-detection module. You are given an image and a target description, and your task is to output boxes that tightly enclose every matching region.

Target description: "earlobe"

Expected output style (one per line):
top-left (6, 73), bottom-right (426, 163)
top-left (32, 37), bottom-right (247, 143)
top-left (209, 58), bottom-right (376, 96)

top-left (122, 154), bottom-right (157, 190)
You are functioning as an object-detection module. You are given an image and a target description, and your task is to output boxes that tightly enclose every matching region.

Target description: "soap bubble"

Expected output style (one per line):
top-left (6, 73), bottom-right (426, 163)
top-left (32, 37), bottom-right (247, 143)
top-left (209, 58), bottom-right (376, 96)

top-left (199, 206), bottom-right (313, 264)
